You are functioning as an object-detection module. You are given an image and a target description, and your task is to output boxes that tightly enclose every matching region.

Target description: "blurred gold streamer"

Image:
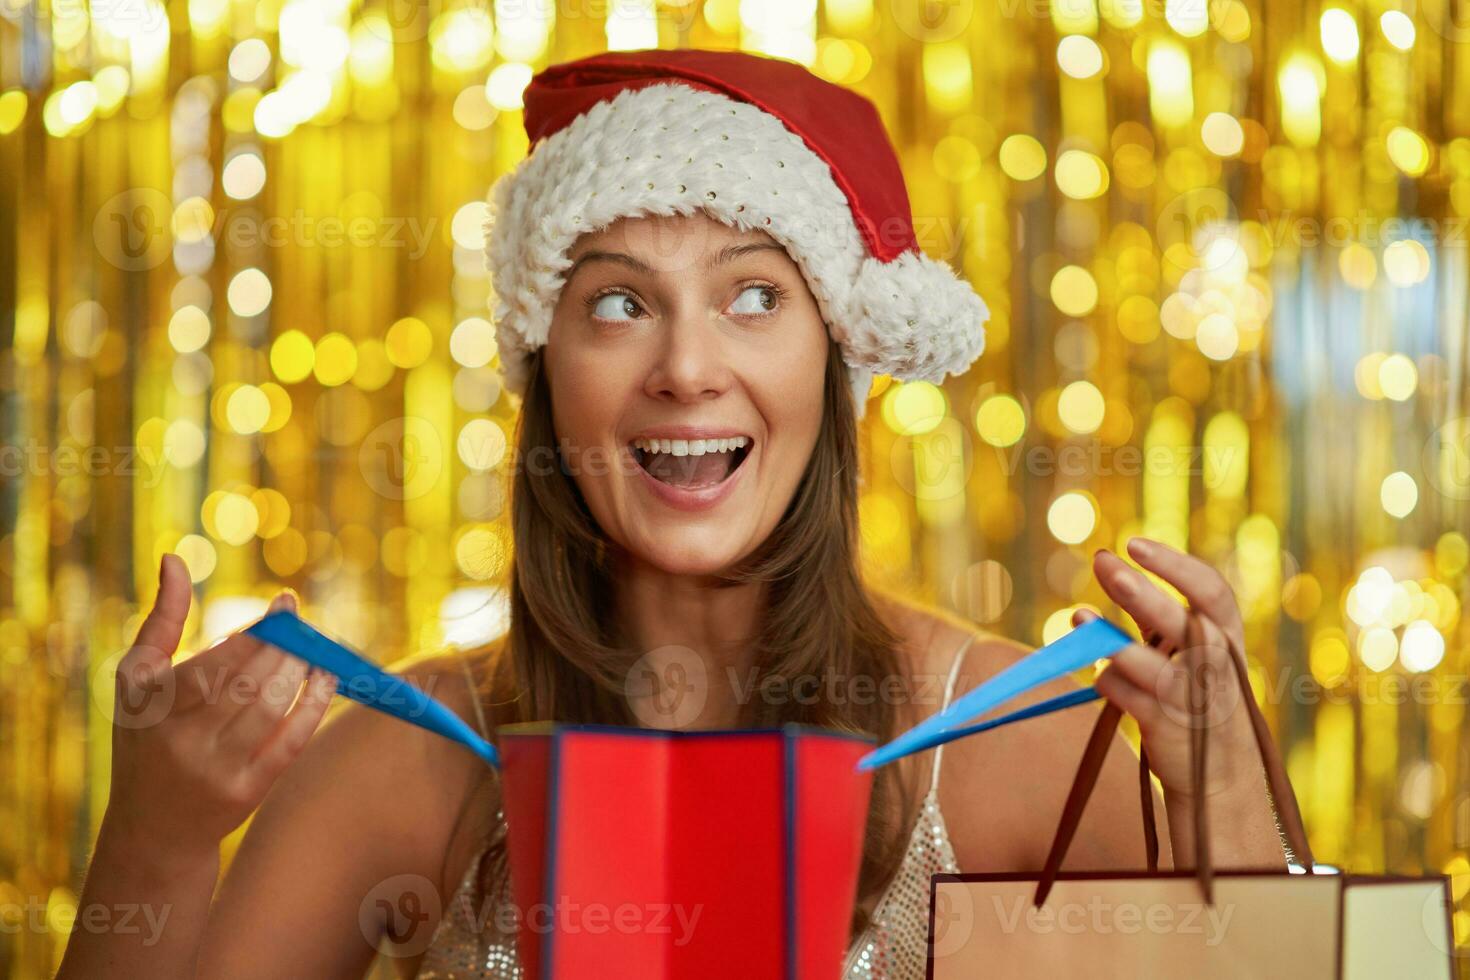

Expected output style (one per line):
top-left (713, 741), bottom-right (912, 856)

top-left (3, 0), bottom-right (1470, 974)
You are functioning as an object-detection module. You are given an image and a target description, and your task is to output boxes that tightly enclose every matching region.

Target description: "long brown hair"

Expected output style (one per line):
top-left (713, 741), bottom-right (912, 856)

top-left (471, 337), bottom-right (915, 937)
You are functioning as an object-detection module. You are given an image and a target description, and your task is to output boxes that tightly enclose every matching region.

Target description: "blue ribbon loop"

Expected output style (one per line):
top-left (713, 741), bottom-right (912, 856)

top-left (244, 609), bottom-right (501, 769)
top-left (243, 611), bottom-right (1129, 776)
top-left (857, 617), bottom-right (1132, 770)
top-left (883, 686), bottom-right (1102, 758)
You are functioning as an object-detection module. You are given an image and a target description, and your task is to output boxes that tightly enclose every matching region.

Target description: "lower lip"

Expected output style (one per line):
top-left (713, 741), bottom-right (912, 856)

top-left (631, 447), bottom-right (750, 513)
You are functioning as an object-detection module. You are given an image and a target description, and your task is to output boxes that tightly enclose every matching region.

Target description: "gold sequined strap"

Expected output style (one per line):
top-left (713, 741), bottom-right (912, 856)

top-left (928, 632), bottom-right (978, 795)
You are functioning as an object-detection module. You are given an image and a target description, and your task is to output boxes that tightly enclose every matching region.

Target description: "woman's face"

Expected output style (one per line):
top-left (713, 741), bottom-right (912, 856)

top-left (543, 211), bottom-right (829, 576)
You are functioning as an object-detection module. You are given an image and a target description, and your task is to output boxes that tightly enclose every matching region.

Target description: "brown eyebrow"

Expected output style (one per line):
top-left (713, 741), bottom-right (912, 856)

top-left (564, 241), bottom-right (788, 283)
top-left (702, 242), bottom-right (788, 270)
top-left (564, 249), bottom-right (656, 281)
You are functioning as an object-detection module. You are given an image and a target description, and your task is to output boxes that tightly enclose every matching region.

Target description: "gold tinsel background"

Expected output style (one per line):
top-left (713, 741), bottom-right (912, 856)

top-left (4, 0), bottom-right (1470, 974)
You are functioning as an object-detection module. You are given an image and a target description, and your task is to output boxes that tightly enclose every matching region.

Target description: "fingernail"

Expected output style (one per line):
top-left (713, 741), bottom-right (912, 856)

top-left (268, 589), bottom-right (298, 613)
top-left (1127, 537), bottom-right (1151, 557)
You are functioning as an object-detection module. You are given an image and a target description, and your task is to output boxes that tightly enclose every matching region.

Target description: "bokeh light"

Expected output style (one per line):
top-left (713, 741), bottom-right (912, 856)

top-left (8, 13), bottom-right (1470, 975)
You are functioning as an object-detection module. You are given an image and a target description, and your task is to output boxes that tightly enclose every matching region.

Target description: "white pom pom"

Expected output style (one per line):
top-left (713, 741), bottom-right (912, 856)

top-left (841, 250), bottom-right (989, 384)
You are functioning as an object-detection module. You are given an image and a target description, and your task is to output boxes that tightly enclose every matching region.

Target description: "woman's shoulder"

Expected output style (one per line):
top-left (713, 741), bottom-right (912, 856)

top-left (868, 589), bottom-right (1028, 693)
top-left (869, 592), bottom-right (1156, 873)
top-left (387, 636), bottom-right (506, 732)
top-left (261, 637), bottom-right (507, 888)
top-left (380, 638), bottom-right (509, 822)
top-left (203, 638), bottom-right (511, 973)
top-left (318, 636), bottom-right (504, 774)
top-left (380, 640), bottom-right (509, 905)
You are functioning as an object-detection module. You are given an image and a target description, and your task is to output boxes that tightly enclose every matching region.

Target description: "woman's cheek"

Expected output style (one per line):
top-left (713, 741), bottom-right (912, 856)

top-left (762, 365), bottom-right (824, 454)
top-left (546, 390), bottom-right (615, 513)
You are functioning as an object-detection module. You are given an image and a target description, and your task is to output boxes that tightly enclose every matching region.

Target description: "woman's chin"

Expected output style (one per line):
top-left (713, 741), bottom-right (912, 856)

top-left (625, 532), bottom-right (750, 578)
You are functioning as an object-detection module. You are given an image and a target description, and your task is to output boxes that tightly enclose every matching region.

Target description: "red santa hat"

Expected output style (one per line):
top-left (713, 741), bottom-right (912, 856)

top-left (484, 48), bottom-right (989, 417)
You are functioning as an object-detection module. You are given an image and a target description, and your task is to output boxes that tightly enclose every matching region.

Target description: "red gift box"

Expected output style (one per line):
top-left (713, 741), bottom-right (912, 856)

top-left (497, 724), bottom-right (874, 980)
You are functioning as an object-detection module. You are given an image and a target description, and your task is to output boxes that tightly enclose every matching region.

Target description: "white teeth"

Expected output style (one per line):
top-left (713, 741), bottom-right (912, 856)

top-left (633, 436), bottom-right (750, 455)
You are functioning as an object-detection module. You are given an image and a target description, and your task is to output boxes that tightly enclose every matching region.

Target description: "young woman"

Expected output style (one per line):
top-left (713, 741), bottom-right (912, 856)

top-left (59, 49), bottom-right (1287, 980)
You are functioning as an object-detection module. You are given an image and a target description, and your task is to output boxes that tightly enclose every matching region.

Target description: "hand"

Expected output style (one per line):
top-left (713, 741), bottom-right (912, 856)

top-left (101, 554), bottom-right (337, 869)
top-left (1075, 537), bottom-right (1264, 805)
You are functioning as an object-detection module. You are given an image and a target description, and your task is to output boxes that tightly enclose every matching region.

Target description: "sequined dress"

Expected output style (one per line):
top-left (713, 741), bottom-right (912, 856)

top-left (415, 635), bottom-right (974, 980)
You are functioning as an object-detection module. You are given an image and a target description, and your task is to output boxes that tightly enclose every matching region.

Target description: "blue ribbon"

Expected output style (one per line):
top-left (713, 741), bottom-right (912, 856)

top-left (857, 617), bottom-right (1132, 770)
top-left (885, 686), bottom-right (1102, 757)
top-left (244, 609), bottom-right (501, 769)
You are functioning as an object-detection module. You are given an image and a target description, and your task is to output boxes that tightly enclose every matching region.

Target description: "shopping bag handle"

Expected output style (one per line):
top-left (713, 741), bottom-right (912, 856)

top-left (858, 617), bottom-right (1134, 770)
top-left (244, 609), bottom-right (502, 769)
top-left (1032, 607), bottom-right (1313, 906)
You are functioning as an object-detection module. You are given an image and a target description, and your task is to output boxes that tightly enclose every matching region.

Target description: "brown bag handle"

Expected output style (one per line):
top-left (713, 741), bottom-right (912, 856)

top-left (1032, 608), bottom-right (1314, 906)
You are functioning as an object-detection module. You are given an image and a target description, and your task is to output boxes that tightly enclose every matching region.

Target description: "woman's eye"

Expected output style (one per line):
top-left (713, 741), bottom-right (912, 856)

top-left (592, 292), bottom-right (642, 320)
top-left (729, 285), bottom-right (778, 316)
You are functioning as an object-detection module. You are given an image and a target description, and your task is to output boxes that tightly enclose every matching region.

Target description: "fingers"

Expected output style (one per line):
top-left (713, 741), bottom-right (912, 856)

top-left (1125, 537), bottom-right (1244, 639)
top-left (246, 668), bottom-right (337, 783)
top-left (228, 591), bottom-right (298, 692)
top-left (212, 593), bottom-right (308, 754)
top-left (174, 590), bottom-right (298, 713)
top-left (1092, 549), bottom-right (1190, 646)
top-left (119, 554), bottom-right (192, 689)
top-left (215, 658), bottom-right (308, 758)
top-left (1094, 662), bottom-right (1164, 730)
top-left (185, 587), bottom-right (296, 676)
top-left (1074, 603), bottom-right (1173, 731)
top-left (1107, 643), bottom-right (1182, 703)
top-left (1094, 640), bottom-right (1195, 730)
top-left (1185, 609), bottom-right (1247, 721)
top-left (1097, 616), bottom-right (1244, 740)
top-left (130, 554), bottom-right (192, 659)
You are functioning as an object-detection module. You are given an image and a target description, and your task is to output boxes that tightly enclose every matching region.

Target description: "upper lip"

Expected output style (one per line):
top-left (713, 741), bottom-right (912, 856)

top-left (628, 426), bottom-right (754, 444)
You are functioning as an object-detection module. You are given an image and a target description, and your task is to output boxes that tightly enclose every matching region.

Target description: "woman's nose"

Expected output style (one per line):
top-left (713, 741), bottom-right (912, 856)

top-left (643, 308), bottom-right (732, 402)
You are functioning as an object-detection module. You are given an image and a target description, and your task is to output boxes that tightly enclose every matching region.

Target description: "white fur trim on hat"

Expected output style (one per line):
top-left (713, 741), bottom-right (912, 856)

top-left (485, 81), bottom-right (987, 418)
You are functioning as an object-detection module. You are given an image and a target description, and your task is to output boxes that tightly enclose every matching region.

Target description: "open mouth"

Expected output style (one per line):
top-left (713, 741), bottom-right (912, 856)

top-left (631, 436), bottom-right (753, 490)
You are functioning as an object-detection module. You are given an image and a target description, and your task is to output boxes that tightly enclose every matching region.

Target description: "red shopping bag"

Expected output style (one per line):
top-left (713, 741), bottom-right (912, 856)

top-left (497, 723), bottom-right (873, 980)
